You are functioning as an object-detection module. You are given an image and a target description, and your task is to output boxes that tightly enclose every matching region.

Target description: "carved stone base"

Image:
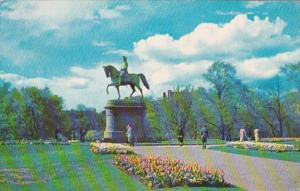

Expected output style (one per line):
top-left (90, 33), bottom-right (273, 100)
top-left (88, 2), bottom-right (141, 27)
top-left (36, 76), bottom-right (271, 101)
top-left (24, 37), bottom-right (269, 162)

top-left (103, 131), bottom-right (126, 143)
top-left (103, 100), bottom-right (150, 143)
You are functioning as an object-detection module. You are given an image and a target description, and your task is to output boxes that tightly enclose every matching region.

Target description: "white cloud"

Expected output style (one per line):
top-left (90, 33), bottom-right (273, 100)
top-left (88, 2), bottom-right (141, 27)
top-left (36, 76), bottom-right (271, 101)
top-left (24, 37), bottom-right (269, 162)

top-left (139, 61), bottom-right (212, 85)
top-left (0, 1), bottom-right (99, 31)
top-left (0, 1), bottom-right (130, 32)
top-left (98, 8), bottom-right (122, 19)
top-left (125, 60), bottom-right (213, 97)
top-left (133, 15), bottom-right (294, 61)
top-left (216, 11), bottom-right (253, 16)
top-left (234, 48), bottom-right (300, 79)
top-left (92, 41), bottom-right (114, 47)
top-left (0, 38), bottom-right (37, 66)
top-left (98, 5), bottom-right (130, 19)
top-left (245, 2), bottom-right (265, 9)
top-left (115, 5), bottom-right (130, 11)
top-left (105, 49), bottom-right (133, 57)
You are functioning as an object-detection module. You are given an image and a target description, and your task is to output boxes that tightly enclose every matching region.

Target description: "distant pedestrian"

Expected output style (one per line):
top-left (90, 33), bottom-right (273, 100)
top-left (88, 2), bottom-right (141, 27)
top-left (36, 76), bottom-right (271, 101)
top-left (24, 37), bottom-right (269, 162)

top-left (239, 128), bottom-right (246, 142)
top-left (247, 129), bottom-right (253, 141)
top-left (200, 125), bottom-right (209, 149)
top-left (178, 127), bottom-right (184, 146)
top-left (126, 124), bottom-right (134, 146)
top-left (254, 129), bottom-right (260, 142)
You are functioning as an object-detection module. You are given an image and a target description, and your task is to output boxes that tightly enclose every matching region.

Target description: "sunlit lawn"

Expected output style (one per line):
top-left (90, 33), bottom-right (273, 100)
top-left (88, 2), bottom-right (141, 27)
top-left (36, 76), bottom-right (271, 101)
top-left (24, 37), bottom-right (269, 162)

top-left (154, 139), bottom-right (226, 146)
top-left (210, 145), bottom-right (300, 163)
top-left (0, 144), bottom-right (245, 191)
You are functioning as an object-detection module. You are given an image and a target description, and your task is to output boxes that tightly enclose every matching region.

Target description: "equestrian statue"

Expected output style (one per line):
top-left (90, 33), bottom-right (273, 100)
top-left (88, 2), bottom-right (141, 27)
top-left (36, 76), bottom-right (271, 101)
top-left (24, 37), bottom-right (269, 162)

top-left (103, 56), bottom-right (150, 99)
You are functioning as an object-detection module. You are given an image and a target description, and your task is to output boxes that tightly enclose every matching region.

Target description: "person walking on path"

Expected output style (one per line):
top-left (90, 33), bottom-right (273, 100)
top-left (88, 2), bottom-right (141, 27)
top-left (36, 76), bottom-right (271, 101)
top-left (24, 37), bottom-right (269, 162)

top-left (126, 124), bottom-right (134, 146)
top-left (239, 128), bottom-right (246, 142)
top-left (178, 127), bottom-right (184, 146)
top-left (200, 125), bottom-right (209, 149)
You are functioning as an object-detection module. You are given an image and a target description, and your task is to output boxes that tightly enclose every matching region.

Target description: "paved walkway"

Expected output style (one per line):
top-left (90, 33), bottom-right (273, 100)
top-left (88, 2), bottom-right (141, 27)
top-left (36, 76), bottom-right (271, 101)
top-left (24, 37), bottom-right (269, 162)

top-left (133, 145), bottom-right (300, 191)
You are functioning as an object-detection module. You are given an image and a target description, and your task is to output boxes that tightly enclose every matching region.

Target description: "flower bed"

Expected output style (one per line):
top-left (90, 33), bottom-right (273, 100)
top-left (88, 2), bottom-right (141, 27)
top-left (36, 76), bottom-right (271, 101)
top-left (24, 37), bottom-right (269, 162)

top-left (113, 155), bottom-right (227, 189)
top-left (226, 141), bottom-right (299, 152)
top-left (90, 142), bottom-right (134, 154)
top-left (260, 137), bottom-right (300, 142)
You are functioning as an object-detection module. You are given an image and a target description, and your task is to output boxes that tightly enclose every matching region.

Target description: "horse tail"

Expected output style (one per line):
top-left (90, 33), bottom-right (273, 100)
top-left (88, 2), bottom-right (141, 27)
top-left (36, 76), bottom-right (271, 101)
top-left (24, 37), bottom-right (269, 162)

top-left (139, 74), bottom-right (150, 89)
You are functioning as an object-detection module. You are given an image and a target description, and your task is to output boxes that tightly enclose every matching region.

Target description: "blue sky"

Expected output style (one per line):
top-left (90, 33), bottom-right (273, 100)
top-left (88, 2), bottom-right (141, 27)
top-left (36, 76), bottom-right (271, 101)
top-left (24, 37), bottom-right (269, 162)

top-left (0, 1), bottom-right (299, 110)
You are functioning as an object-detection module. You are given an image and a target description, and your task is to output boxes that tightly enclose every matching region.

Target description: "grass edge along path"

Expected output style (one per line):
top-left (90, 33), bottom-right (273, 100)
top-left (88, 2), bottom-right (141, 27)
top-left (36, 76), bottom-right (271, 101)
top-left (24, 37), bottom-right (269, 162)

top-left (209, 145), bottom-right (300, 163)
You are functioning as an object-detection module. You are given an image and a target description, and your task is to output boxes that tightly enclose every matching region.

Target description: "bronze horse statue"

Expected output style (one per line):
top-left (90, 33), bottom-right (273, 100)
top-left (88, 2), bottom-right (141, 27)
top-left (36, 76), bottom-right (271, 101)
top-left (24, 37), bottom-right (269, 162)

top-left (103, 65), bottom-right (150, 99)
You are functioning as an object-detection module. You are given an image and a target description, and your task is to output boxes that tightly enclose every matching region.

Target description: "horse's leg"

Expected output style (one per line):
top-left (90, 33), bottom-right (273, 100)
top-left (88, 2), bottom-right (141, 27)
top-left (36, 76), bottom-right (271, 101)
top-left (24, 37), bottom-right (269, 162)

top-left (116, 85), bottom-right (121, 100)
top-left (137, 85), bottom-right (143, 99)
top-left (106, 84), bottom-right (113, 94)
top-left (130, 84), bottom-right (136, 99)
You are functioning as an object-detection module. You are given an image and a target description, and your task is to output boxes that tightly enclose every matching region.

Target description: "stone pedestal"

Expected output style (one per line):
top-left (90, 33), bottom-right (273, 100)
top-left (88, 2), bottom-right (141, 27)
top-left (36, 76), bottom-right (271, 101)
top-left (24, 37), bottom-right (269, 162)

top-left (103, 100), bottom-right (149, 143)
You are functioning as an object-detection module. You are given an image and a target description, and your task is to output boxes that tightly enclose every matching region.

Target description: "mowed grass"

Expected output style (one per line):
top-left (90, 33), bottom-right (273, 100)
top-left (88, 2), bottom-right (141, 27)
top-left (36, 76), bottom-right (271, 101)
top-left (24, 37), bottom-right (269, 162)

top-left (209, 146), bottom-right (300, 163)
top-left (0, 144), bottom-right (243, 191)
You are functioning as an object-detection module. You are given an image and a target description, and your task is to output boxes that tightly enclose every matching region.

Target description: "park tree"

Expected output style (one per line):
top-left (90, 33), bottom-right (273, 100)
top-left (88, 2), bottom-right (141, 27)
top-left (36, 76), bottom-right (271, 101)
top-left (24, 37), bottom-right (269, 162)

top-left (281, 63), bottom-right (300, 135)
top-left (77, 104), bottom-right (91, 142)
top-left (22, 87), bottom-right (46, 139)
top-left (41, 87), bottom-right (71, 138)
top-left (255, 76), bottom-right (290, 137)
top-left (281, 62), bottom-right (300, 92)
top-left (0, 82), bottom-right (15, 140)
top-left (203, 61), bottom-right (237, 139)
top-left (172, 87), bottom-right (198, 139)
top-left (192, 88), bottom-right (218, 138)
top-left (10, 88), bottom-right (27, 138)
top-left (144, 98), bottom-right (163, 140)
top-left (160, 96), bottom-right (178, 138)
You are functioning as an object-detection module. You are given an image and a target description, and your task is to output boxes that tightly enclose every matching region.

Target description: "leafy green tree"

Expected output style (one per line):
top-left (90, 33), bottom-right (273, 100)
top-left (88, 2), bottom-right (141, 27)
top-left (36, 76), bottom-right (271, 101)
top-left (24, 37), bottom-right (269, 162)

top-left (192, 88), bottom-right (218, 138)
top-left (160, 96), bottom-right (178, 138)
top-left (172, 87), bottom-right (197, 139)
top-left (77, 104), bottom-right (91, 142)
top-left (281, 62), bottom-right (300, 91)
top-left (144, 98), bottom-right (163, 140)
top-left (0, 82), bottom-right (14, 140)
top-left (203, 61), bottom-right (236, 139)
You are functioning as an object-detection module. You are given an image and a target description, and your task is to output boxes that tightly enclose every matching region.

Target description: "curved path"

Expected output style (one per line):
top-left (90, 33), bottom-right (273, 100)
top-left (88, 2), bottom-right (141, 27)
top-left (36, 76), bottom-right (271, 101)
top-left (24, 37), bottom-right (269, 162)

top-left (133, 145), bottom-right (300, 191)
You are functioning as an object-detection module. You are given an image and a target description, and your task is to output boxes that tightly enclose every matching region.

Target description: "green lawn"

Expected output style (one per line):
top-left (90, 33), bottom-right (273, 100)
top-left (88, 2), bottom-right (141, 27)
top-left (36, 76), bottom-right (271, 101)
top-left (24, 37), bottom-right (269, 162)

top-left (154, 139), bottom-right (226, 146)
top-left (209, 145), bottom-right (300, 163)
top-left (0, 144), bottom-right (243, 191)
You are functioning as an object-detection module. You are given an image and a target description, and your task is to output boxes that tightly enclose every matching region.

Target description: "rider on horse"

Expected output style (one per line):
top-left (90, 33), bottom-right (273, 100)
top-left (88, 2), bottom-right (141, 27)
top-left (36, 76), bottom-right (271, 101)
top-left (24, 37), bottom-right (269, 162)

top-left (119, 56), bottom-right (129, 84)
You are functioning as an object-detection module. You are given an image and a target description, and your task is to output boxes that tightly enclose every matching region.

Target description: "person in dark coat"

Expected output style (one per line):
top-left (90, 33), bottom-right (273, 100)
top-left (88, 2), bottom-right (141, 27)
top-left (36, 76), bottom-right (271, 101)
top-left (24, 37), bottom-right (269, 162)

top-left (200, 125), bottom-right (209, 149)
top-left (178, 127), bottom-right (184, 146)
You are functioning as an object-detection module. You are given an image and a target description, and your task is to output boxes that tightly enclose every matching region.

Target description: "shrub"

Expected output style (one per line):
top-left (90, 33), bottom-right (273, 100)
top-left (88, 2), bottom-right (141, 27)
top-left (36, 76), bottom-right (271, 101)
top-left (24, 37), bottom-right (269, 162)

top-left (113, 155), bottom-right (227, 189)
top-left (90, 142), bottom-right (134, 154)
top-left (85, 130), bottom-right (101, 142)
top-left (68, 140), bottom-right (80, 144)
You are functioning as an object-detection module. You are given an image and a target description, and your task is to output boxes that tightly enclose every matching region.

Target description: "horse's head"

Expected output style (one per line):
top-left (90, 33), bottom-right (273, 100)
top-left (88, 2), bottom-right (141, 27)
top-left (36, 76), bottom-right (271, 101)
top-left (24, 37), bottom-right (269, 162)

top-left (103, 66), bottom-right (110, 78)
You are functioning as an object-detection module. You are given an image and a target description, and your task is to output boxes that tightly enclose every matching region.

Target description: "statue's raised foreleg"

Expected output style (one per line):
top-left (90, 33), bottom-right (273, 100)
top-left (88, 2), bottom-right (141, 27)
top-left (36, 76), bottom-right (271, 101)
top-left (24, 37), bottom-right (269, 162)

top-left (106, 83), bottom-right (114, 94)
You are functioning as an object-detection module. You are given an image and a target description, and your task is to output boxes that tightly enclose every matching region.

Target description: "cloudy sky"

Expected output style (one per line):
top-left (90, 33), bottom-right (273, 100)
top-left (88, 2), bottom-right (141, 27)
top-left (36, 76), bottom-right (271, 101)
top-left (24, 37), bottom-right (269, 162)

top-left (0, 1), bottom-right (299, 110)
